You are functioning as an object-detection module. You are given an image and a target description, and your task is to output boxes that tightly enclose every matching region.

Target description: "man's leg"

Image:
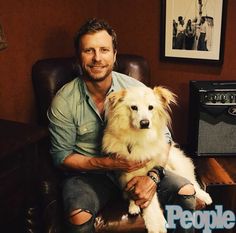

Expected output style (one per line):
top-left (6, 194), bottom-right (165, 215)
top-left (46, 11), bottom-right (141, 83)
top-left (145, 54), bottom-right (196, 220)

top-left (62, 173), bottom-right (120, 233)
top-left (158, 170), bottom-right (196, 233)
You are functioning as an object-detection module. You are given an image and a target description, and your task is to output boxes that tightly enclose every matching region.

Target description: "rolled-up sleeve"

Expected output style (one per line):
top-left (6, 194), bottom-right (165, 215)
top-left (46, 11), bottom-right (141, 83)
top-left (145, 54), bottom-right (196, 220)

top-left (47, 94), bottom-right (76, 166)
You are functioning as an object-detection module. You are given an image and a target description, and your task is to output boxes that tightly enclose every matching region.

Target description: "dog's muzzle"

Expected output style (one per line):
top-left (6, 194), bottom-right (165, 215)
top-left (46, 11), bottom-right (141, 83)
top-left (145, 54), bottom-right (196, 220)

top-left (140, 119), bottom-right (150, 129)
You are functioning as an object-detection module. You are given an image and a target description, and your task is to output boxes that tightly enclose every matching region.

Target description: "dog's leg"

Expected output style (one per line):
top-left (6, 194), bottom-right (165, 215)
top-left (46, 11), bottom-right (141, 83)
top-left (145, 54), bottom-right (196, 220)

top-left (192, 181), bottom-right (212, 205)
top-left (168, 146), bottom-right (212, 205)
top-left (181, 171), bottom-right (212, 205)
top-left (142, 193), bottom-right (167, 233)
top-left (180, 176), bottom-right (212, 205)
top-left (128, 199), bottom-right (141, 215)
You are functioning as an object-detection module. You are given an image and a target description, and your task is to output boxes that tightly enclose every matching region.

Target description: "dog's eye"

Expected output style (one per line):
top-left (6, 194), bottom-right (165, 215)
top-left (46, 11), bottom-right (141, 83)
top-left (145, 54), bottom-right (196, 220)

top-left (131, 105), bottom-right (138, 111)
top-left (148, 105), bottom-right (154, 110)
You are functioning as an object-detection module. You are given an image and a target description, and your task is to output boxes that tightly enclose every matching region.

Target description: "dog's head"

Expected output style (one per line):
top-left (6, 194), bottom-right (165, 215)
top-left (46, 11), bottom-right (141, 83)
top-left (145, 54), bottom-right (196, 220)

top-left (105, 86), bottom-right (177, 131)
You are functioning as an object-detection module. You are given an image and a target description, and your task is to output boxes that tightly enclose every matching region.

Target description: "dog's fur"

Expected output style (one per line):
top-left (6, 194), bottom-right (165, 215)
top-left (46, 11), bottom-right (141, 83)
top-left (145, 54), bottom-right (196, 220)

top-left (102, 86), bottom-right (212, 233)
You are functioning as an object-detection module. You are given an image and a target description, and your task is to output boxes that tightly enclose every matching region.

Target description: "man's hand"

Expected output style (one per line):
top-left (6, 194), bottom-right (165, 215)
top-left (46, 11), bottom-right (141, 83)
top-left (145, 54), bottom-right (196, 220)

top-left (125, 175), bottom-right (157, 208)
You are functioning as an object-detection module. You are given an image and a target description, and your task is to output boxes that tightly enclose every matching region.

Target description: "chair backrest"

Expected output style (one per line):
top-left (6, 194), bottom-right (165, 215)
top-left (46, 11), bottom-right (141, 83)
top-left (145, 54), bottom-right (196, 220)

top-left (32, 54), bottom-right (150, 126)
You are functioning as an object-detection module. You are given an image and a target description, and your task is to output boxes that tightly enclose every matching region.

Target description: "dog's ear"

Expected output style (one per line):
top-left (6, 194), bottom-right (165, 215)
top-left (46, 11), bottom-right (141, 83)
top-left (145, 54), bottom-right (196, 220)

top-left (106, 89), bottom-right (126, 109)
top-left (153, 86), bottom-right (177, 107)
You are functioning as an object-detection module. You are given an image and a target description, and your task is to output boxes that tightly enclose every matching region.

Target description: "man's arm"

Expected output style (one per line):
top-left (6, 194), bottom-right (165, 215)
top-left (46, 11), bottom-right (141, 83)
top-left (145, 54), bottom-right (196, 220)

top-left (48, 94), bottom-right (147, 172)
top-left (63, 152), bottom-right (148, 173)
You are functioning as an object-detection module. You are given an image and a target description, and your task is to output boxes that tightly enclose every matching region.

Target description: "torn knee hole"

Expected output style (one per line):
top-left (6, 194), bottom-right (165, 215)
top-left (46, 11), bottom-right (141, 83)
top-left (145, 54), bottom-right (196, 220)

top-left (69, 209), bottom-right (92, 225)
top-left (178, 184), bottom-right (195, 196)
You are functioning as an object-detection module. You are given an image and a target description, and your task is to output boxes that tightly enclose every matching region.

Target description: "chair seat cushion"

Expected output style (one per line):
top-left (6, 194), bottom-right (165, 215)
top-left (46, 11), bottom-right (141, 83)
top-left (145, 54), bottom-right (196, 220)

top-left (95, 198), bottom-right (145, 233)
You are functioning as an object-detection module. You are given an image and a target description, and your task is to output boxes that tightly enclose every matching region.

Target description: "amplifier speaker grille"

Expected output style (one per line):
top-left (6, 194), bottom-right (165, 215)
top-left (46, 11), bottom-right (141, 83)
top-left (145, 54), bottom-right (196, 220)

top-left (188, 81), bottom-right (236, 156)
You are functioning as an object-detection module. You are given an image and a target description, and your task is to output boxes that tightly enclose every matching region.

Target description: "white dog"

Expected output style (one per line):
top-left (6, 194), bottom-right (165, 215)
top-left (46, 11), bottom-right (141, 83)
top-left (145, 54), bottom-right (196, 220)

top-left (102, 86), bottom-right (212, 233)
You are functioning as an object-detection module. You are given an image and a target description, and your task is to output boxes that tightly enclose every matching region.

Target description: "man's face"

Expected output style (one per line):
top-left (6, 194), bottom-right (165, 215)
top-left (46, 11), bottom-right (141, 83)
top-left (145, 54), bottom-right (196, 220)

top-left (79, 30), bottom-right (117, 82)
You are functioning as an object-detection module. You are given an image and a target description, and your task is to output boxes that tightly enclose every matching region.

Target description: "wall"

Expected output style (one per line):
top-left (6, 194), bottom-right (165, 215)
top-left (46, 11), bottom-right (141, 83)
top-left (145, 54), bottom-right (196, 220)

top-left (0, 0), bottom-right (98, 122)
top-left (97, 0), bottom-right (236, 144)
top-left (0, 0), bottom-right (235, 145)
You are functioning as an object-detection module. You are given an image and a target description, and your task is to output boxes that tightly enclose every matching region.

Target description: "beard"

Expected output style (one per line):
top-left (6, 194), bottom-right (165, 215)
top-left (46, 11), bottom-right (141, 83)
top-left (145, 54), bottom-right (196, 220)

top-left (82, 62), bottom-right (114, 83)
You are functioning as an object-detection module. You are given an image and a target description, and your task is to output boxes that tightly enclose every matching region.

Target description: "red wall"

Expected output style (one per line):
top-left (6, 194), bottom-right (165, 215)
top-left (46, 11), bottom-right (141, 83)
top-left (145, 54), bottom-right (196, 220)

top-left (97, 0), bottom-right (236, 144)
top-left (0, 0), bottom-right (236, 145)
top-left (0, 0), bottom-right (98, 122)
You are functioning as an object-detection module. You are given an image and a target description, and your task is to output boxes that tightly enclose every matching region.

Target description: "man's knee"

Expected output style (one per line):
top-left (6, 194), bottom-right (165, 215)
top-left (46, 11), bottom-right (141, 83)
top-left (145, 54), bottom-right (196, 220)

top-left (177, 184), bottom-right (196, 210)
top-left (178, 184), bottom-right (195, 196)
top-left (69, 209), bottom-right (93, 225)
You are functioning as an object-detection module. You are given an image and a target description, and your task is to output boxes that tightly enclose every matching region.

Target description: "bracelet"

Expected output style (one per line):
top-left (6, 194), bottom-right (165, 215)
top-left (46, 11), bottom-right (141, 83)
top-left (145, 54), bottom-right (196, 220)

top-left (147, 173), bottom-right (160, 186)
top-left (150, 166), bottom-right (165, 180)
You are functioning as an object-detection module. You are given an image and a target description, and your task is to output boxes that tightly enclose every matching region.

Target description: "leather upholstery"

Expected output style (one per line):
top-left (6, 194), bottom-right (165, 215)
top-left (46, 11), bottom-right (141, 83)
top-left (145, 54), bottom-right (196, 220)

top-left (32, 54), bottom-right (150, 233)
top-left (31, 54), bottom-right (206, 233)
top-left (32, 54), bottom-right (150, 126)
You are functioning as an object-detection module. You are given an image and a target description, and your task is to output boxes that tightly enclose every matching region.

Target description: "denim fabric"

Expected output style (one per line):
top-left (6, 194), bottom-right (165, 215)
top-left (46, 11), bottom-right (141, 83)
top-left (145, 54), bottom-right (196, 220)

top-left (62, 170), bottom-right (196, 233)
top-left (165, 195), bottom-right (196, 233)
top-left (158, 170), bottom-right (193, 206)
top-left (65, 216), bottom-right (95, 233)
top-left (158, 170), bottom-right (196, 233)
top-left (65, 217), bottom-right (95, 233)
top-left (62, 173), bottom-right (121, 218)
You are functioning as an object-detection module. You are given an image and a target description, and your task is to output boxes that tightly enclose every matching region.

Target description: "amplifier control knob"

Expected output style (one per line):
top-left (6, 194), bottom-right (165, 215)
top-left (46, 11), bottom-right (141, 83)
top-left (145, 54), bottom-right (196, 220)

top-left (204, 94), bottom-right (208, 102)
top-left (221, 95), bottom-right (226, 103)
top-left (230, 95), bottom-right (235, 103)
top-left (212, 95), bottom-right (218, 103)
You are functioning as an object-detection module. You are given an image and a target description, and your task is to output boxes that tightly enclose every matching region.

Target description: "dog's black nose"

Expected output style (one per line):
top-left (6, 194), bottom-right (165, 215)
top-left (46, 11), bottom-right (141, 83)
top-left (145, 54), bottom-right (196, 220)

top-left (140, 119), bottom-right (150, 129)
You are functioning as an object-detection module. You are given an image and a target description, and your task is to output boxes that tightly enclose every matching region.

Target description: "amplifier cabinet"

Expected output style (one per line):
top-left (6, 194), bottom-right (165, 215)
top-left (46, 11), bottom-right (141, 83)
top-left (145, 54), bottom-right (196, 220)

top-left (188, 80), bottom-right (236, 156)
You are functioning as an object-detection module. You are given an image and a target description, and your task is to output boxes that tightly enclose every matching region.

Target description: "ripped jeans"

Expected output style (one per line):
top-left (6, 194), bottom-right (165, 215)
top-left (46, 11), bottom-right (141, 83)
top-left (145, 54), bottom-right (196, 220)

top-left (62, 171), bottom-right (196, 233)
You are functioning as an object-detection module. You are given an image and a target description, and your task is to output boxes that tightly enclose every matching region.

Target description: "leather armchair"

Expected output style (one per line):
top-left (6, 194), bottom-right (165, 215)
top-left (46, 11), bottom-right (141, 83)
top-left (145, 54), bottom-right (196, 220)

top-left (32, 54), bottom-right (150, 233)
top-left (32, 53), bottom-right (207, 233)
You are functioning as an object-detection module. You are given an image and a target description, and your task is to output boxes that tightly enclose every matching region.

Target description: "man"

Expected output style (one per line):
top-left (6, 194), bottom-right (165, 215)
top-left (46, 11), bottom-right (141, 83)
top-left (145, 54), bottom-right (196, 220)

top-left (197, 17), bottom-right (209, 51)
top-left (175, 16), bottom-right (185, 49)
top-left (185, 19), bottom-right (195, 50)
top-left (48, 18), bottom-right (196, 233)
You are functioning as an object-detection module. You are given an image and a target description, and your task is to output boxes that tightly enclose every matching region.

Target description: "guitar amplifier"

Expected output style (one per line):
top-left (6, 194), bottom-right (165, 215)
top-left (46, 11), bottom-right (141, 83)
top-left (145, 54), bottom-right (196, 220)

top-left (187, 80), bottom-right (236, 156)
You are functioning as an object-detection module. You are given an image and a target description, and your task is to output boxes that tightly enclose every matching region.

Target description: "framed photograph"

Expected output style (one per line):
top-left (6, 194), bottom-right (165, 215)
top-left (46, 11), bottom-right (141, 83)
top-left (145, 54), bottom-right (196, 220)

top-left (160, 0), bottom-right (227, 64)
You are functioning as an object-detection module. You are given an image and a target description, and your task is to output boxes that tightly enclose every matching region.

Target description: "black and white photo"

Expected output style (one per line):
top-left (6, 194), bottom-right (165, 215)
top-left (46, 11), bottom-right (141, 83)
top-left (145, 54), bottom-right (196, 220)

top-left (161, 0), bottom-right (227, 64)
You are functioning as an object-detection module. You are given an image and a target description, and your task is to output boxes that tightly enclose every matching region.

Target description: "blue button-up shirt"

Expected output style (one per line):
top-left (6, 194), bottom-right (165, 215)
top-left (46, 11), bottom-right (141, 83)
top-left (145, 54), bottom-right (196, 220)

top-left (47, 71), bottom-right (171, 166)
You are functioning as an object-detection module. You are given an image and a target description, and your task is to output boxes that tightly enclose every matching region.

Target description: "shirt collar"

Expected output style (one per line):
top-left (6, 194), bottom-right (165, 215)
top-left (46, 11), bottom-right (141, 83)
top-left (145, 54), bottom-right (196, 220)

top-left (107, 72), bottom-right (122, 95)
top-left (77, 78), bottom-right (87, 102)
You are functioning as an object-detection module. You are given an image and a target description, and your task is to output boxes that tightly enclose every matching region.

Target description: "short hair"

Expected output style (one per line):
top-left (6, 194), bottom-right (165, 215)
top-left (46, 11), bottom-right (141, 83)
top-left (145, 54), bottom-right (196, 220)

top-left (74, 18), bottom-right (117, 55)
top-left (178, 16), bottom-right (183, 21)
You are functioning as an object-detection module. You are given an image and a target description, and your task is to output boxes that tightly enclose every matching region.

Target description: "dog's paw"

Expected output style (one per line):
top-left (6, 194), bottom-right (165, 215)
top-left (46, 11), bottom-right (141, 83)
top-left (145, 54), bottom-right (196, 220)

top-left (146, 223), bottom-right (167, 233)
top-left (196, 190), bottom-right (213, 205)
top-left (128, 202), bottom-right (141, 215)
top-left (158, 216), bottom-right (167, 233)
top-left (203, 193), bottom-right (213, 205)
top-left (148, 230), bottom-right (166, 233)
top-left (146, 215), bottom-right (167, 233)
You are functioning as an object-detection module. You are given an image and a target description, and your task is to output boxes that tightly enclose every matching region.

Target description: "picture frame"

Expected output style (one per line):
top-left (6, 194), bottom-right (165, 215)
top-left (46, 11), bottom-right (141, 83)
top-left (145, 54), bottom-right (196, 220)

top-left (160, 0), bottom-right (227, 65)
